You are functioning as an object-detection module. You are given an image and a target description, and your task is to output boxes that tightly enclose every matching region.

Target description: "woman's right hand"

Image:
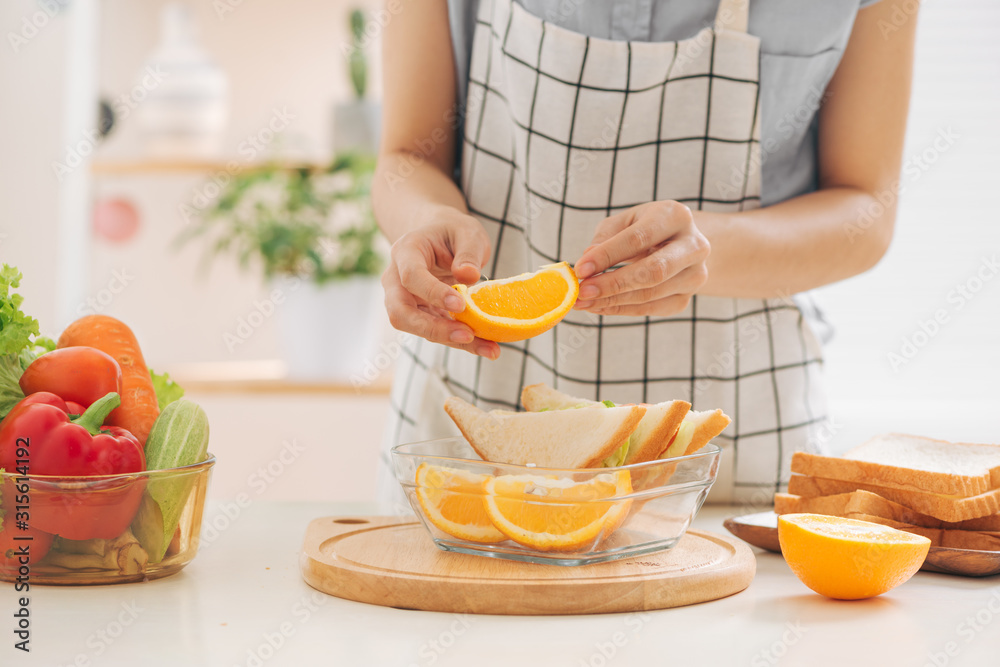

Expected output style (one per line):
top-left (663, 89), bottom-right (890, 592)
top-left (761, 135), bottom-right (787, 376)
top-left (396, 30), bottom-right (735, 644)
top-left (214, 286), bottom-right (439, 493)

top-left (382, 212), bottom-right (501, 359)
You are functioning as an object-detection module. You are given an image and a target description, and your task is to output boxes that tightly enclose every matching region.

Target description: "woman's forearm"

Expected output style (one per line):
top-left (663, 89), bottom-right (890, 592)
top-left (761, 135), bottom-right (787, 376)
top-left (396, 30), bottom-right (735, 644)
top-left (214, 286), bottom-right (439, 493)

top-left (372, 151), bottom-right (470, 244)
top-left (696, 186), bottom-right (894, 299)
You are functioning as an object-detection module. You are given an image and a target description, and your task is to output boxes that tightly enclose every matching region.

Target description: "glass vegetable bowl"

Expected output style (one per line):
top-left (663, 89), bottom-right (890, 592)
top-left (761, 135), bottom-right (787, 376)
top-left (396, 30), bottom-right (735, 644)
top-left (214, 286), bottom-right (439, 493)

top-left (392, 438), bottom-right (720, 566)
top-left (0, 455), bottom-right (215, 585)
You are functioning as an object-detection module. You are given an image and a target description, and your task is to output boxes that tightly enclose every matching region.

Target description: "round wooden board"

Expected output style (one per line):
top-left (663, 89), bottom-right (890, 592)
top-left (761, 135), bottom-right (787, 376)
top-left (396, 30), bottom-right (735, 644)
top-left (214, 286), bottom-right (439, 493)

top-left (299, 516), bottom-right (756, 615)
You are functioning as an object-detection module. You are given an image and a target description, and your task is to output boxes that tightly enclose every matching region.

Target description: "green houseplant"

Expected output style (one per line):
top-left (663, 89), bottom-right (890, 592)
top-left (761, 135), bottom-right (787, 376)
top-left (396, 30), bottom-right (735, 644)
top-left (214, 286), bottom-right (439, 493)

top-left (178, 153), bottom-right (387, 380)
top-left (333, 8), bottom-right (380, 155)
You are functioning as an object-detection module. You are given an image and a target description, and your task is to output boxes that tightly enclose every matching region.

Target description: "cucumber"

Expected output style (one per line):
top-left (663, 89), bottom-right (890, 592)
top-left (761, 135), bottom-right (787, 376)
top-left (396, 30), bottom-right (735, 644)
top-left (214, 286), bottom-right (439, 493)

top-left (131, 399), bottom-right (210, 562)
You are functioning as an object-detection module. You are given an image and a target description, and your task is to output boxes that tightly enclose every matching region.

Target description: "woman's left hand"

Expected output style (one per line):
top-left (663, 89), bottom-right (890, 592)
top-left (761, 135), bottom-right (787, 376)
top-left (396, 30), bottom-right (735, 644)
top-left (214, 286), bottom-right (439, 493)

top-left (573, 201), bottom-right (711, 317)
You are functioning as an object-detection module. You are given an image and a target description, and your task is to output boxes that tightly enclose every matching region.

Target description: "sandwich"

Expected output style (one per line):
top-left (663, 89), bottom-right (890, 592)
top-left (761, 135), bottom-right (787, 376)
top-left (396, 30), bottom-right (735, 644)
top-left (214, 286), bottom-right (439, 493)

top-left (443, 396), bottom-right (646, 469)
top-left (520, 383), bottom-right (730, 466)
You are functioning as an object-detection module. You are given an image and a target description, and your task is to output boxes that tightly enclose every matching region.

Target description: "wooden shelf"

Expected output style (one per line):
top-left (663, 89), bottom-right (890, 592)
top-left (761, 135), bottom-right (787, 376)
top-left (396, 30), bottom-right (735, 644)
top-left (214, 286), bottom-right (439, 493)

top-left (90, 158), bottom-right (330, 175)
top-left (164, 360), bottom-right (392, 396)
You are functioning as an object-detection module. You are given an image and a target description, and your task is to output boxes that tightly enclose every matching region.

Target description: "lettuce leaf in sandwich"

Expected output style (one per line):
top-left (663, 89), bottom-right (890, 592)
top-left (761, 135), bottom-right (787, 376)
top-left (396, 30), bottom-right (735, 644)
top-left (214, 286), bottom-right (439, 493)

top-left (599, 400), bottom-right (633, 467)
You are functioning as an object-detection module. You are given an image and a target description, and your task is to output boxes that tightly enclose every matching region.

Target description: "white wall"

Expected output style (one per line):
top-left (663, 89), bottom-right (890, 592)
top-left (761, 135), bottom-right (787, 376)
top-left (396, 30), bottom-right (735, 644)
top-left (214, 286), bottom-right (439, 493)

top-left (813, 0), bottom-right (1000, 449)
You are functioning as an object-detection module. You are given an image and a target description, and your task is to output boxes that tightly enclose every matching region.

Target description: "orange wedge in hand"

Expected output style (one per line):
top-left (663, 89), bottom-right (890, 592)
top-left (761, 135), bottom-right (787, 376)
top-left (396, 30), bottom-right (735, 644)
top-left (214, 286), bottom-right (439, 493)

top-left (483, 471), bottom-right (632, 552)
top-left (415, 464), bottom-right (507, 544)
top-left (451, 262), bottom-right (579, 342)
top-left (778, 513), bottom-right (931, 600)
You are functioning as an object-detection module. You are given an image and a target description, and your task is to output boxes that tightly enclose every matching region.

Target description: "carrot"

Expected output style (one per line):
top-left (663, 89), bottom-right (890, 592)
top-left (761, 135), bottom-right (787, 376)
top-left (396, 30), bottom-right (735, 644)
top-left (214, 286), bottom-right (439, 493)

top-left (58, 315), bottom-right (159, 446)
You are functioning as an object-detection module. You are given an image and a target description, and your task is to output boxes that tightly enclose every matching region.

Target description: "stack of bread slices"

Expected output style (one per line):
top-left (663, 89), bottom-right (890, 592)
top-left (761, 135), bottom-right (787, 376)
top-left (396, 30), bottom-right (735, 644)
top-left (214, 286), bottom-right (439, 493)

top-left (777, 434), bottom-right (1000, 550)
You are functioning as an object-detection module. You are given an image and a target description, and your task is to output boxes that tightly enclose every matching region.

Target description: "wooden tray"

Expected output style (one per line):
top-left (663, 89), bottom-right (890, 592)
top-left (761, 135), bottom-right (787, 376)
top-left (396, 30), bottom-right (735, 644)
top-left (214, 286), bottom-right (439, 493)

top-left (724, 511), bottom-right (1000, 578)
top-left (300, 516), bottom-right (756, 615)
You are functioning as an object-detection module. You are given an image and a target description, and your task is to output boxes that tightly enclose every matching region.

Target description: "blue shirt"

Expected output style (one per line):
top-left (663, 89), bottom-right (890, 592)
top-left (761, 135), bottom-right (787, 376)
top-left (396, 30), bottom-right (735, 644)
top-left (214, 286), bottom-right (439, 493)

top-left (447, 0), bottom-right (882, 206)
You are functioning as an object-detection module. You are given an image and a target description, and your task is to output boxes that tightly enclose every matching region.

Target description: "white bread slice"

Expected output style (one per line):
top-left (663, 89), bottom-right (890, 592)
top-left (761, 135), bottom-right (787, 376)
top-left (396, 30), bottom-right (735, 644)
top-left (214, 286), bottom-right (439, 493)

top-left (520, 383), bottom-right (594, 412)
top-left (774, 492), bottom-right (854, 516)
top-left (659, 409), bottom-right (732, 459)
top-left (519, 383), bottom-right (691, 465)
top-left (786, 474), bottom-right (1000, 523)
top-left (776, 489), bottom-right (1000, 532)
top-left (775, 492), bottom-right (1000, 550)
top-left (791, 434), bottom-right (1000, 497)
top-left (443, 396), bottom-right (645, 469)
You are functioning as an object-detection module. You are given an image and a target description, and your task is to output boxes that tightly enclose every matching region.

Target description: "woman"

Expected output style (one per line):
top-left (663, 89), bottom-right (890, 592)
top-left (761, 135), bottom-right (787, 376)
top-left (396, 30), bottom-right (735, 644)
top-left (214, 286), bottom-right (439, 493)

top-left (373, 0), bottom-right (916, 507)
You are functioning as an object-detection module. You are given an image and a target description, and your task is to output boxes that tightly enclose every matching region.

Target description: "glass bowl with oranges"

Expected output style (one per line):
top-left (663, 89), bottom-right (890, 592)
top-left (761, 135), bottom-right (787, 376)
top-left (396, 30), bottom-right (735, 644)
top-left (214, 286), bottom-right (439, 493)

top-left (391, 437), bottom-right (720, 566)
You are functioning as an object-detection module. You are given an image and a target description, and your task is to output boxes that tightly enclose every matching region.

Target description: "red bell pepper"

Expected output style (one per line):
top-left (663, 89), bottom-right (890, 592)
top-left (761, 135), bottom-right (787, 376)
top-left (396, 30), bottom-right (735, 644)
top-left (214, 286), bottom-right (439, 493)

top-left (19, 346), bottom-right (122, 409)
top-left (0, 391), bottom-right (146, 540)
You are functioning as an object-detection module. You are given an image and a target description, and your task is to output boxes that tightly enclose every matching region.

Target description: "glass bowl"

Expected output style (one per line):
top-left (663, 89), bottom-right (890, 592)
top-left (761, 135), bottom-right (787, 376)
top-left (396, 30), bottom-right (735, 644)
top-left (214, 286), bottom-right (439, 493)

top-left (0, 455), bottom-right (215, 585)
top-left (392, 438), bottom-right (720, 566)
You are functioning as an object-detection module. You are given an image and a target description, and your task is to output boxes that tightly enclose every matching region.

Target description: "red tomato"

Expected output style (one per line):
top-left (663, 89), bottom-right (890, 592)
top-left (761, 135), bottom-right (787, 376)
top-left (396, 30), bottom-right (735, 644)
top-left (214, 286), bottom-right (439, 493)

top-left (0, 518), bottom-right (54, 572)
top-left (19, 347), bottom-right (122, 409)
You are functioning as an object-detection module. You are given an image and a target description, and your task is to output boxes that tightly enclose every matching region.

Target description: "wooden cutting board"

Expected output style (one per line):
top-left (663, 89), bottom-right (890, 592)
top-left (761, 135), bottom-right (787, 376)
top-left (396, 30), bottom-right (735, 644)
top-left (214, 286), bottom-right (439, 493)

top-left (299, 516), bottom-right (756, 615)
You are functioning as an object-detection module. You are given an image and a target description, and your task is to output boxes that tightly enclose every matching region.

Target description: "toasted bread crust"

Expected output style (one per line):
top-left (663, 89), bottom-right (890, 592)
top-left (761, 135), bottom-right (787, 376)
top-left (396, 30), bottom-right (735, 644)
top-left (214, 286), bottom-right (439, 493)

top-left (787, 475), bottom-right (1000, 523)
top-left (582, 405), bottom-right (647, 468)
top-left (773, 492), bottom-right (853, 516)
top-left (625, 401), bottom-right (691, 465)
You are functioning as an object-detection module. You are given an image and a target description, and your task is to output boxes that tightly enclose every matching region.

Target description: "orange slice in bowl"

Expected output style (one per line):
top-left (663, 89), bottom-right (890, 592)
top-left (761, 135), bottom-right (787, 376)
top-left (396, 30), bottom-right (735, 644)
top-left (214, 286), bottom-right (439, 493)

top-left (483, 471), bottom-right (632, 552)
top-left (415, 464), bottom-right (507, 544)
top-left (778, 513), bottom-right (931, 600)
top-left (451, 262), bottom-right (579, 342)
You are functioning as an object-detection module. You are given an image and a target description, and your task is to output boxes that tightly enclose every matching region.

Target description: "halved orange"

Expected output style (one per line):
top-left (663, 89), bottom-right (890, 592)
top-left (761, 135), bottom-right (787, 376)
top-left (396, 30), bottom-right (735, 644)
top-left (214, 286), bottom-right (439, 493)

top-left (483, 471), bottom-right (632, 552)
top-left (778, 513), bottom-right (931, 600)
top-left (415, 464), bottom-right (507, 543)
top-left (451, 262), bottom-right (579, 342)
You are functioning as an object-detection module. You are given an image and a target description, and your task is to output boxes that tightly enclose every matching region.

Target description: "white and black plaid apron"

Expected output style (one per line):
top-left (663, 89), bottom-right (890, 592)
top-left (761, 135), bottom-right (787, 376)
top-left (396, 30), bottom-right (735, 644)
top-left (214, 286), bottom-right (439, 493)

top-left (378, 0), bottom-right (828, 506)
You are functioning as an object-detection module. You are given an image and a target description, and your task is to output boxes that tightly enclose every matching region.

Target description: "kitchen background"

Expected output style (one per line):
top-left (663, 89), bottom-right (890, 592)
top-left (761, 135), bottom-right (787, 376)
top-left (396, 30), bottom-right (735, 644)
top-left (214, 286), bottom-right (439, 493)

top-left (1, 0), bottom-right (997, 505)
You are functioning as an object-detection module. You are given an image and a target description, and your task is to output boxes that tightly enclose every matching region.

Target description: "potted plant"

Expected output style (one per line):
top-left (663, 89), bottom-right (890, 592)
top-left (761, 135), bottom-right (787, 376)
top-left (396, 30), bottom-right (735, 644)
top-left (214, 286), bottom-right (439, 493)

top-left (332, 8), bottom-right (380, 154)
top-left (178, 154), bottom-right (386, 380)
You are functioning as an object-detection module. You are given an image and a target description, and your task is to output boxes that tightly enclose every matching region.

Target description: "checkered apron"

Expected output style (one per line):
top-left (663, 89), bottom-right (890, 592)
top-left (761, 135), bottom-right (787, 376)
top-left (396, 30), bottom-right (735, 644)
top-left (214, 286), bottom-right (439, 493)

top-left (378, 0), bottom-right (828, 507)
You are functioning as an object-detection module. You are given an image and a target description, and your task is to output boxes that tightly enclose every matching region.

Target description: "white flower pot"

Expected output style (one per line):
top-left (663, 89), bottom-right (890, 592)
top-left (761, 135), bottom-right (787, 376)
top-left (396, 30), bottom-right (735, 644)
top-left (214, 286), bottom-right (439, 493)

top-left (273, 275), bottom-right (384, 381)
top-left (331, 100), bottom-right (381, 155)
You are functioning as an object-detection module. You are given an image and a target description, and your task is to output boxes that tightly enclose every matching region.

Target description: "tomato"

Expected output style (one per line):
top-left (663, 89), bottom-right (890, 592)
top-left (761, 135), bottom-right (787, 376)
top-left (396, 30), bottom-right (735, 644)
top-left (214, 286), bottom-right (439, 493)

top-left (19, 346), bottom-right (122, 409)
top-left (0, 517), bottom-right (54, 572)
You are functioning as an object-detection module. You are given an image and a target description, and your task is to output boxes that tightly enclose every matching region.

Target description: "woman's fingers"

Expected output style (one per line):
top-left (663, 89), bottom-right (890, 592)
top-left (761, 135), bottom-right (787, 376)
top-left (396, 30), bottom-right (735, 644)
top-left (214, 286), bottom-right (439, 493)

top-left (575, 201), bottom-right (692, 280)
top-left (575, 233), bottom-right (709, 303)
top-left (450, 219), bottom-right (492, 285)
top-left (575, 262), bottom-right (708, 310)
top-left (391, 235), bottom-right (466, 313)
top-left (383, 263), bottom-right (500, 359)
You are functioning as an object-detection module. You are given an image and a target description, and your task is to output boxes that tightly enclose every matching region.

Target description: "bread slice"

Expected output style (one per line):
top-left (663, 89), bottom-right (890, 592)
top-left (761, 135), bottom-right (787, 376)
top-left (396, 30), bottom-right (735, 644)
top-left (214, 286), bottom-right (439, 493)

top-left (776, 489), bottom-right (1000, 532)
top-left (847, 515), bottom-right (1000, 551)
top-left (659, 409), bottom-right (732, 459)
top-left (775, 492), bottom-right (1000, 550)
top-left (774, 492), bottom-right (853, 516)
top-left (443, 396), bottom-right (645, 469)
top-left (790, 434), bottom-right (1000, 497)
top-left (519, 383), bottom-right (691, 465)
top-left (787, 474), bottom-right (1000, 523)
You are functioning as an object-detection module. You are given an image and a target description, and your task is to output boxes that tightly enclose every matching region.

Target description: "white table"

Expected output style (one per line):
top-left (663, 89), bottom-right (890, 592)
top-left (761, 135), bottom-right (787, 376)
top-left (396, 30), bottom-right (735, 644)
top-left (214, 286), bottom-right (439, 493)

top-left (9, 502), bottom-right (1000, 667)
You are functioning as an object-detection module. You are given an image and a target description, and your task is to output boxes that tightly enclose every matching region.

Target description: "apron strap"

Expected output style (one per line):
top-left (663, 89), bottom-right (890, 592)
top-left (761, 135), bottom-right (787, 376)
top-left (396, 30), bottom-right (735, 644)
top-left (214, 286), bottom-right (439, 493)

top-left (715, 0), bottom-right (749, 33)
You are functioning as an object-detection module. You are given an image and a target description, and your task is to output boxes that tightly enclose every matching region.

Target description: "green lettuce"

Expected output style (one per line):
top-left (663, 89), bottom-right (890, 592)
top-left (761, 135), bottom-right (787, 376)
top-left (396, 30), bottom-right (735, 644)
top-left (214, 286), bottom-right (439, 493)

top-left (149, 369), bottom-right (185, 410)
top-left (0, 266), bottom-right (48, 420)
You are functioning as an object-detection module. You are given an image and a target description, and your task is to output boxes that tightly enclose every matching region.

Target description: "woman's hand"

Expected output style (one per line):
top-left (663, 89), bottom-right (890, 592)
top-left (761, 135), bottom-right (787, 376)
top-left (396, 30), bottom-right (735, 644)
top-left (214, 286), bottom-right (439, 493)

top-left (573, 201), bottom-right (711, 317)
top-left (382, 212), bottom-right (501, 359)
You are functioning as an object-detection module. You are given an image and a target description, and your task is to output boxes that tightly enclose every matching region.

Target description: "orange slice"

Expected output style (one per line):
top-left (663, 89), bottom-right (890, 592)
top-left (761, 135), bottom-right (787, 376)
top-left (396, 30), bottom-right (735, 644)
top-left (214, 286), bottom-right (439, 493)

top-left (415, 464), bottom-right (506, 543)
top-left (451, 262), bottom-right (579, 342)
top-left (483, 471), bottom-right (632, 552)
top-left (778, 513), bottom-right (931, 600)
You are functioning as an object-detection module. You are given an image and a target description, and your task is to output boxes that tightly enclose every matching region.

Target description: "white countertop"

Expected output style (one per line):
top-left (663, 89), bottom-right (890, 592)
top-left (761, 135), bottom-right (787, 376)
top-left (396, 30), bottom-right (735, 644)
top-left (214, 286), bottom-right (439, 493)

top-left (9, 501), bottom-right (1000, 667)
